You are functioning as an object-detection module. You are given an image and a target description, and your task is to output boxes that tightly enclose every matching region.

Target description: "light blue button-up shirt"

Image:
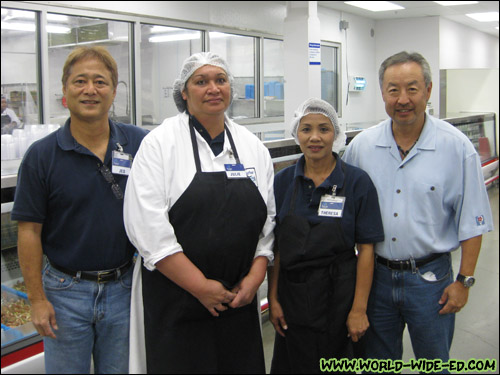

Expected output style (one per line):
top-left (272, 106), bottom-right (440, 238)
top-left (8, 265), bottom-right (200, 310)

top-left (343, 115), bottom-right (493, 260)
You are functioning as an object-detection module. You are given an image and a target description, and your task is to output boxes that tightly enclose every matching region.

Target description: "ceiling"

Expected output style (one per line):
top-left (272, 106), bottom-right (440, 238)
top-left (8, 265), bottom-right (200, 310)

top-left (318, 1), bottom-right (499, 37)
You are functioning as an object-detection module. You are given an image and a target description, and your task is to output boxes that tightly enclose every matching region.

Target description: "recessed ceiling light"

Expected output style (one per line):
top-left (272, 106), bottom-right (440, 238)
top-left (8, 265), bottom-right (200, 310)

top-left (344, 1), bottom-right (404, 12)
top-left (466, 12), bottom-right (499, 22)
top-left (434, 1), bottom-right (478, 6)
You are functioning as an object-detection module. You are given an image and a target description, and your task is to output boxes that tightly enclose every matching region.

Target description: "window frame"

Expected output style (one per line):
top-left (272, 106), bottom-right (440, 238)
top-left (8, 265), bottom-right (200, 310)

top-left (320, 40), bottom-right (342, 118)
top-left (1, 1), bottom-right (286, 128)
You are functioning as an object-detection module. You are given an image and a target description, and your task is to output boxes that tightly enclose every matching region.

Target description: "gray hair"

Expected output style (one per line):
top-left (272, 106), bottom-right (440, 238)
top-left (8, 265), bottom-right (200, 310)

top-left (379, 51), bottom-right (432, 89)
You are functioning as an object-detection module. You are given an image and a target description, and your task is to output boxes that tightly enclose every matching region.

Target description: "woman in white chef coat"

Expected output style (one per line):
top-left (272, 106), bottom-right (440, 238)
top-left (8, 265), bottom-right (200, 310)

top-left (124, 52), bottom-right (275, 374)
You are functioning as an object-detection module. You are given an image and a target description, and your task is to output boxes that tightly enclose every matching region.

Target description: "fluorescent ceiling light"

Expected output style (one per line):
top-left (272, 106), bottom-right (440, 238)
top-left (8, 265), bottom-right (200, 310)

top-left (149, 32), bottom-right (200, 43)
top-left (466, 12), bottom-right (499, 22)
top-left (149, 25), bottom-right (183, 34)
top-left (344, 1), bottom-right (404, 12)
top-left (209, 32), bottom-right (247, 39)
top-left (1, 22), bottom-right (35, 32)
top-left (47, 14), bottom-right (69, 22)
top-left (434, 1), bottom-right (478, 5)
top-left (1, 22), bottom-right (70, 33)
top-left (46, 25), bottom-right (71, 34)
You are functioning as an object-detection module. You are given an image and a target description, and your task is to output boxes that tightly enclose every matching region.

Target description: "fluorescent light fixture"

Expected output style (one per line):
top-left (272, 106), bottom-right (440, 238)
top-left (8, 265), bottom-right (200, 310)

top-left (344, 1), bottom-right (404, 12)
top-left (466, 12), bottom-right (499, 22)
top-left (47, 14), bottom-right (69, 22)
top-left (149, 25), bottom-right (183, 34)
top-left (46, 24), bottom-right (71, 34)
top-left (149, 32), bottom-right (200, 43)
top-left (209, 32), bottom-right (247, 39)
top-left (1, 22), bottom-right (70, 33)
top-left (434, 1), bottom-right (478, 6)
top-left (1, 22), bottom-right (35, 32)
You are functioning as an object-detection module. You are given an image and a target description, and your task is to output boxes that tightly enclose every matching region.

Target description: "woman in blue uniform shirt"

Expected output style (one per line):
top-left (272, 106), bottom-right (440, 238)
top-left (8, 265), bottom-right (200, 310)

top-left (268, 98), bottom-right (384, 373)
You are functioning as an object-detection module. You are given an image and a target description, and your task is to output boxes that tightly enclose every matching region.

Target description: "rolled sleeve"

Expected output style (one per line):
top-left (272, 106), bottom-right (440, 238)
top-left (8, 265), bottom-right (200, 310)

top-left (253, 143), bottom-right (276, 263)
top-left (124, 135), bottom-right (183, 271)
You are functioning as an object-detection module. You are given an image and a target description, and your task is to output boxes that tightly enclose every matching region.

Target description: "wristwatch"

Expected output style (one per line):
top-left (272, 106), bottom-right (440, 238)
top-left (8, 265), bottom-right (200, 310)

top-left (456, 274), bottom-right (475, 288)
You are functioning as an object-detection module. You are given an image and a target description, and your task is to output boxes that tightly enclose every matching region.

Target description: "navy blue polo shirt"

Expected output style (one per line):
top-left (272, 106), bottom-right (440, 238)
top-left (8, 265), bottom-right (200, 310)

top-left (190, 114), bottom-right (225, 156)
top-left (274, 154), bottom-right (384, 249)
top-left (12, 118), bottom-right (148, 271)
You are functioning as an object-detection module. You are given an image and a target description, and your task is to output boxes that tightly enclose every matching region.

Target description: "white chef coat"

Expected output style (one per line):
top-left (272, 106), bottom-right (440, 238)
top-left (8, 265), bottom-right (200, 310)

top-left (124, 112), bottom-right (276, 373)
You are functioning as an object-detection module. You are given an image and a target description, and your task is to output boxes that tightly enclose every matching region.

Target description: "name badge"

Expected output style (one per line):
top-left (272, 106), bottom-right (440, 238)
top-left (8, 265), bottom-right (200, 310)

top-left (224, 163), bottom-right (247, 179)
top-left (112, 150), bottom-right (133, 176)
top-left (318, 195), bottom-right (345, 218)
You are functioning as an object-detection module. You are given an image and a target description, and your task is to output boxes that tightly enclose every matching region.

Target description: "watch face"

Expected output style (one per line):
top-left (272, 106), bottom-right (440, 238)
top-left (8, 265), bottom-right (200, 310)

top-left (464, 277), bottom-right (475, 287)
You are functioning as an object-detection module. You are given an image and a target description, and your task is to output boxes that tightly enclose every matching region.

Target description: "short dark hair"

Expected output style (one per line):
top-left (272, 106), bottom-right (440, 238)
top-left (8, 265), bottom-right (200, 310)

top-left (379, 51), bottom-right (432, 89)
top-left (62, 46), bottom-right (118, 89)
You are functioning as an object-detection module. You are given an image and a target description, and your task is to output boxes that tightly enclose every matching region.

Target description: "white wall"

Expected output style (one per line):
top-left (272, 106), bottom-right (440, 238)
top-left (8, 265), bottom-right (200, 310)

top-left (319, 7), bottom-right (378, 127)
top-left (440, 18), bottom-right (499, 70)
top-left (374, 17), bottom-right (441, 120)
top-left (446, 69), bottom-right (499, 155)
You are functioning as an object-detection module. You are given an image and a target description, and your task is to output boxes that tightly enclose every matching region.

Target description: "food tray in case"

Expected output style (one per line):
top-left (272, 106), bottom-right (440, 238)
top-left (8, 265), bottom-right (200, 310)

top-left (1, 283), bottom-right (37, 348)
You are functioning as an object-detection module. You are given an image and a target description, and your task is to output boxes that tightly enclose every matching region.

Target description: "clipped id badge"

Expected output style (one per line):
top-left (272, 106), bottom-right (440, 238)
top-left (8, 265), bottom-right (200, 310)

top-left (318, 195), bottom-right (345, 218)
top-left (224, 163), bottom-right (247, 179)
top-left (112, 150), bottom-right (133, 176)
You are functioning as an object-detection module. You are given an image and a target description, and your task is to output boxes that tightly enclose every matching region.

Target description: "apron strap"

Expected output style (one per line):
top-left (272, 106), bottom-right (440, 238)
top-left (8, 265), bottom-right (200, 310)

top-left (188, 116), bottom-right (203, 173)
top-left (188, 115), bottom-right (241, 174)
top-left (224, 126), bottom-right (242, 164)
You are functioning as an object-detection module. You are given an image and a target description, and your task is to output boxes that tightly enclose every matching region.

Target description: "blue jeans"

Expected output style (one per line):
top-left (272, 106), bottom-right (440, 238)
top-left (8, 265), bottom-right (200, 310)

top-left (365, 253), bottom-right (455, 372)
top-left (42, 262), bottom-right (132, 374)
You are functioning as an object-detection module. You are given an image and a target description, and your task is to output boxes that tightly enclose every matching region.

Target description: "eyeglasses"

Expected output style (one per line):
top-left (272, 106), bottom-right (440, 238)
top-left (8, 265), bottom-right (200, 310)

top-left (98, 164), bottom-right (123, 200)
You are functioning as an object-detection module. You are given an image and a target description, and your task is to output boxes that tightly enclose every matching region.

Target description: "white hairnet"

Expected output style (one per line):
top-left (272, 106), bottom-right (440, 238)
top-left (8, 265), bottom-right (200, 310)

top-left (290, 98), bottom-right (346, 153)
top-left (172, 52), bottom-right (234, 113)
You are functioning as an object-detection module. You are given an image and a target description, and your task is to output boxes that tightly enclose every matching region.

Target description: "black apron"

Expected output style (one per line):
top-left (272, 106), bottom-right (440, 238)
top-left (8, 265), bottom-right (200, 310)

top-left (271, 166), bottom-right (358, 374)
top-left (142, 119), bottom-right (267, 374)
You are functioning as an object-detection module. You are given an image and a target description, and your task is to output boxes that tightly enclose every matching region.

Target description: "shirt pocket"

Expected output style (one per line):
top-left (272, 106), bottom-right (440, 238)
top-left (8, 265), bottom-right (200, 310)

top-left (409, 181), bottom-right (444, 226)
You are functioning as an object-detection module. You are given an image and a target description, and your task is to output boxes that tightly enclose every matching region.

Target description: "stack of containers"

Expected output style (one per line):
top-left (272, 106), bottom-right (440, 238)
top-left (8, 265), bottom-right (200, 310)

top-left (1, 124), bottom-right (60, 161)
top-left (245, 81), bottom-right (284, 100)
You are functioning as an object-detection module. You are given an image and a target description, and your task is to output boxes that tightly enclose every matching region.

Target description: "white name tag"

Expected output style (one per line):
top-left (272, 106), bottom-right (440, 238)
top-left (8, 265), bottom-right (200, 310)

top-left (112, 150), bottom-right (133, 176)
top-left (318, 195), bottom-right (345, 218)
top-left (224, 163), bottom-right (247, 179)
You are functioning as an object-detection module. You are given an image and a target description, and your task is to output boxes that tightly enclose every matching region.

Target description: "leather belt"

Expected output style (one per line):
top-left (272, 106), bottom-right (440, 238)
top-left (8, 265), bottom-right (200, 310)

top-left (376, 253), bottom-right (445, 271)
top-left (50, 259), bottom-right (133, 283)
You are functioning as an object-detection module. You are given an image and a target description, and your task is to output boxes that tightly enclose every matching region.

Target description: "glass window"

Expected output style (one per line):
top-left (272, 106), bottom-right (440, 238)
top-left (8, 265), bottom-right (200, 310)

top-left (321, 44), bottom-right (340, 113)
top-left (1, 8), bottom-right (41, 165)
top-left (209, 32), bottom-right (256, 120)
top-left (47, 15), bottom-right (131, 126)
top-left (1, 9), bottom-right (40, 128)
top-left (141, 25), bottom-right (202, 126)
top-left (263, 38), bottom-right (284, 118)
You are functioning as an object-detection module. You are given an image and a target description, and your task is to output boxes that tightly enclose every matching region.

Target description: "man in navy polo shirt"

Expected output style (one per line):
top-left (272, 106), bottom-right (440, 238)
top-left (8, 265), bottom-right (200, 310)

top-left (12, 46), bottom-right (147, 374)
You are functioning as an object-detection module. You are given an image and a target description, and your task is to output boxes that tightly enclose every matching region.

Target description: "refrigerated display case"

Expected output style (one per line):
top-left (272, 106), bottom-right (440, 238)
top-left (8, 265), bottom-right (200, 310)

top-left (1, 170), bottom-right (45, 373)
top-left (445, 112), bottom-right (499, 187)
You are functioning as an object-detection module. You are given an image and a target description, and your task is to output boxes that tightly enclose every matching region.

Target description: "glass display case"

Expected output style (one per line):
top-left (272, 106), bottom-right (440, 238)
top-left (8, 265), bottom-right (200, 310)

top-left (1, 173), bottom-right (44, 371)
top-left (445, 112), bottom-right (497, 162)
top-left (444, 112), bottom-right (499, 186)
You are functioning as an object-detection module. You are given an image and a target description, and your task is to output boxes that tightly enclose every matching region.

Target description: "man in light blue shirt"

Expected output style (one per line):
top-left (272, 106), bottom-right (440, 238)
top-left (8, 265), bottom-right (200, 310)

top-left (343, 51), bottom-right (493, 366)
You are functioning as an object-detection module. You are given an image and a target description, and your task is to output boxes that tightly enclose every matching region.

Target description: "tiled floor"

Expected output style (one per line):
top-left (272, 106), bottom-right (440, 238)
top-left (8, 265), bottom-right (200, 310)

top-left (261, 184), bottom-right (499, 374)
